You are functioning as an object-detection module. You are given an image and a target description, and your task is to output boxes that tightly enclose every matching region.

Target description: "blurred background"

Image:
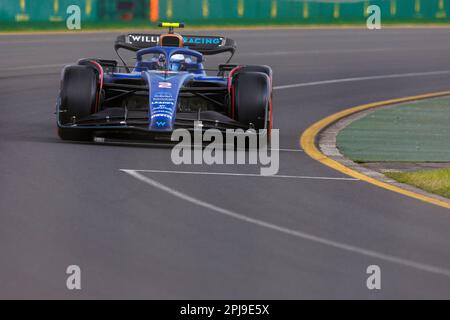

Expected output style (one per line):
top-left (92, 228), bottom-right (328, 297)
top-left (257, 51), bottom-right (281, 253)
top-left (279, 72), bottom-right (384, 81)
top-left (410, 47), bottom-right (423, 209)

top-left (0, 0), bottom-right (450, 31)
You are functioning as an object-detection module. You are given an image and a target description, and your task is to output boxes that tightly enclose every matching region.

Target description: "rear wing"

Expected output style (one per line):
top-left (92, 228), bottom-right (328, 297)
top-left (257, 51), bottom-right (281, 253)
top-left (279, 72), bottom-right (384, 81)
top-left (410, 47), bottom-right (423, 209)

top-left (115, 34), bottom-right (236, 56)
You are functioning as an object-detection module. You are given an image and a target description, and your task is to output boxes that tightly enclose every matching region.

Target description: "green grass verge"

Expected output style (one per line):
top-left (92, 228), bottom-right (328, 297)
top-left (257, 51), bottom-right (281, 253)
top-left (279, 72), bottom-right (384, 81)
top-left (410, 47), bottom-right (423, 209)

top-left (386, 169), bottom-right (450, 199)
top-left (3, 20), bottom-right (450, 33)
top-left (0, 21), bottom-right (159, 32)
top-left (337, 96), bottom-right (450, 163)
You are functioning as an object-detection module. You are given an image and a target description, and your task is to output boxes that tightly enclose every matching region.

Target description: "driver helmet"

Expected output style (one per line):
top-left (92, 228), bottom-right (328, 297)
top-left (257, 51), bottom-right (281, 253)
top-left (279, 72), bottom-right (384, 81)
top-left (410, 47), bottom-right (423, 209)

top-left (170, 54), bottom-right (186, 71)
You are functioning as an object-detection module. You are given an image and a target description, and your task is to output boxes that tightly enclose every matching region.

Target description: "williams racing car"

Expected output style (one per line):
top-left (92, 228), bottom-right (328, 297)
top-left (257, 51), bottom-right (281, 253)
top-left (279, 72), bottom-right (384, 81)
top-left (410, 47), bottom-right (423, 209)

top-left (56, 22), bottom-right (273, 142)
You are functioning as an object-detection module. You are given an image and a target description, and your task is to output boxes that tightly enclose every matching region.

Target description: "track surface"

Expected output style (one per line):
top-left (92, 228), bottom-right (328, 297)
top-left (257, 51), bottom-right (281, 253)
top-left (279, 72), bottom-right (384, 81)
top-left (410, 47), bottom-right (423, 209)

top-left (2, 29), bottom-right (450, 299)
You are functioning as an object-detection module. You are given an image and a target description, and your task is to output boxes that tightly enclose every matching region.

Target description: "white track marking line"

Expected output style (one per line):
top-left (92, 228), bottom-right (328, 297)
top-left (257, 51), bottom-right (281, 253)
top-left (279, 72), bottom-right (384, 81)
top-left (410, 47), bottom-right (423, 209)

top-left (122, 169), bottom-right (358, 181)
top-left (240, 48), bottom-right (394, 57)
top-left (121, 169), bottom-right (450, 278)
top-left (93, 139), bottom-right (303, 152)
top-left (277, 148), bottom-right (304, 152)
top-left (273, 70), bottom-right (450, 90)
top-left (0, 37), bottom-right (112, 45)
top-left (1, 64), bottom-right (450, 89)
top-left (0, 63), bottom-right (67, 72)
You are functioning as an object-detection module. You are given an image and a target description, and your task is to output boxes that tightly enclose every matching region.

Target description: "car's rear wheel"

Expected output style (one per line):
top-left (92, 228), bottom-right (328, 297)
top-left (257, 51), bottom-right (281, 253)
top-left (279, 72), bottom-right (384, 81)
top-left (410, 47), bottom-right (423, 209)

top-left (58, 65), bottom-right (98, 141)
top-left (233, 71), bottom-right (271, 131)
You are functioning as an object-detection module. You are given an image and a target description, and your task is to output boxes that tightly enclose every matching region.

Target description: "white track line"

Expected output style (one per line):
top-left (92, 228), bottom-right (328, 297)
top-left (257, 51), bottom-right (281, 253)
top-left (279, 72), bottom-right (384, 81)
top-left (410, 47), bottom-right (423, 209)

top-left (93, 139), bottom-right (303, 152)
top-left (123, 169), bottom-right (358, 181)
top-left (2, 64), bottom-right (450, 89)
top-left (241, 48), bottom-right (394, 57)
top-left (278, 148), bottom-right (304, 152)
top-left (0, 63), bottom-right (67, 72)
top-left (121, 169), bottom-right (450, 278)
top-left (274, 70), bottom-right (450, 90)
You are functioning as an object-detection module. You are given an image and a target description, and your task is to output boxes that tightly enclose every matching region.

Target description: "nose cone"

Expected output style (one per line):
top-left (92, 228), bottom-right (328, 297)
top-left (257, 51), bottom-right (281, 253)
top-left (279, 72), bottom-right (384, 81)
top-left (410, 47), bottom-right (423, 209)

top-left (143, 71), bottom-right (193, 132)
top-left (150, 115), bottom-right (173, 131)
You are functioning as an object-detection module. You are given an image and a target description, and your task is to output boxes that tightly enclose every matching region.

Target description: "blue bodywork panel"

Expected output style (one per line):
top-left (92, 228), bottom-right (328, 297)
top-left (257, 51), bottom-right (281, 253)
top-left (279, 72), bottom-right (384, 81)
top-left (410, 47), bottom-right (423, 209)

top-left (143, 71), bottom-right (193, 131)
top-left (104, 46), bottom-right (228, 132)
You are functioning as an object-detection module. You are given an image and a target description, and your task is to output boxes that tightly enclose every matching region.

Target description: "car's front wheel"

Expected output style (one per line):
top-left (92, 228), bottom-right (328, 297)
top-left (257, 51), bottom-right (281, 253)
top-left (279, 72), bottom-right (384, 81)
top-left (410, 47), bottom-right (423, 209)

top-left (58, 65), bottom-right (98, 141)
top-left (233, 71), bottom-right (272, 132)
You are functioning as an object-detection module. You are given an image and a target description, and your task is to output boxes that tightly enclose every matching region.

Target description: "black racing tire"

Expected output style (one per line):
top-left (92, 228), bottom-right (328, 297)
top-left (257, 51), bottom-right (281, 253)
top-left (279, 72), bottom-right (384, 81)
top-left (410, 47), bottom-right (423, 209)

top-left (238, 65), bottom-right (272, 80)
top-left (58, 65), bottom-right (98, 141)
top-left (233, 71), bottom-right (271, 131)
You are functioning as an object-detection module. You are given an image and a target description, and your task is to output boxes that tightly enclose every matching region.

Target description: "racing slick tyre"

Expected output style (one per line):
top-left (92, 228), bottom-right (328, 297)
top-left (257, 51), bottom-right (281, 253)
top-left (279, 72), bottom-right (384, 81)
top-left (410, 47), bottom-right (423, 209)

top-left (233, 71), bottom-right (271, 131)
top-left (58, 65), bottom-right (98, 141)
top-left (239, 65), bottom-right (272, 80)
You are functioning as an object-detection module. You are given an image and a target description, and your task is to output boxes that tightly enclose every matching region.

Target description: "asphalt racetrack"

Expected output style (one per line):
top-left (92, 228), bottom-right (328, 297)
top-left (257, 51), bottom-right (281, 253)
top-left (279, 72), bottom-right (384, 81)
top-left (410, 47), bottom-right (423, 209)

top-left (2, 28), bottom-right (450, 299)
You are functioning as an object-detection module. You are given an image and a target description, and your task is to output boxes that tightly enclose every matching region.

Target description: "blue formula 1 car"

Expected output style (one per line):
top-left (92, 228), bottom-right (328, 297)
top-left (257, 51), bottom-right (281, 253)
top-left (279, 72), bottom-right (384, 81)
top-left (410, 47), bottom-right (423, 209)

top-left (56, 22), bottom-right (273, 142)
